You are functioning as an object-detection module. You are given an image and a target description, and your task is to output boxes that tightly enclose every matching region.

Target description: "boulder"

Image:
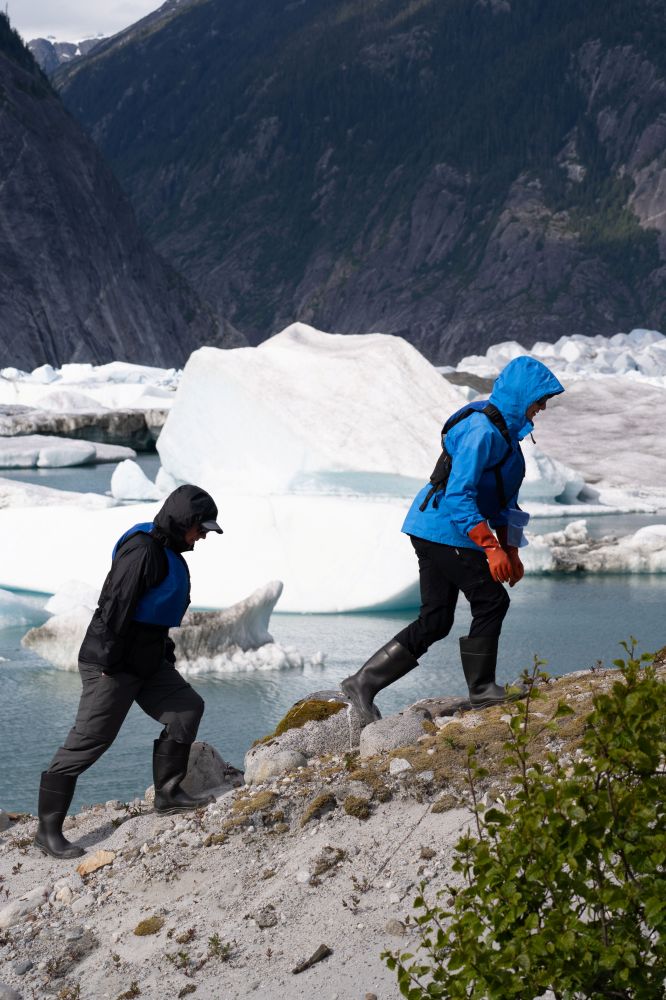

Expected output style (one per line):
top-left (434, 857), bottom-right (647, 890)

top-left (0, 810), bottom-right (10, 832)
top-left (244, 749), bottom-right (308, 785)
top-left (144, 741), bottom-right (243, 804)
top-left (360, 706), bottom-right (433, 759)
top-left (244, 690), bottom-right (363, 784)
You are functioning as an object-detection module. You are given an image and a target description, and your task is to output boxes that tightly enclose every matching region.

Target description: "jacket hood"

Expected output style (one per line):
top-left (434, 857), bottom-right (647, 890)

top-left (488, 356), bottom-right (564, 438)
top-left (153, 484), bottom-right (220, 552)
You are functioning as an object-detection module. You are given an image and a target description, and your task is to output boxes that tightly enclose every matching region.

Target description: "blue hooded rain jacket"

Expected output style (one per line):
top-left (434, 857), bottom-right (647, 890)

top-left (402, 356), bottom-right (564, 549)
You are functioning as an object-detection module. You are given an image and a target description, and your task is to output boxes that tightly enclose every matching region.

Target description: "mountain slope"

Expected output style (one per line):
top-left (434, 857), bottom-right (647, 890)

top-left (27, 36), bottom-right (105, 76)
top-left (56, 0), bottom-right (666, 361)
top-left (0, 14), bottom-right (237, 370)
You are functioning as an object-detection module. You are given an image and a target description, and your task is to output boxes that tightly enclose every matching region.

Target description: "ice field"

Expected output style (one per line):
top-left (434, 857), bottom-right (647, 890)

top-left (1, 324), bottom-right (666, 618)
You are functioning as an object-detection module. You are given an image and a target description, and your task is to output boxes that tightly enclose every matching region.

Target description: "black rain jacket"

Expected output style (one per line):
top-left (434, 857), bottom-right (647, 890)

top-left (78, 485), bottom-right (219, 675)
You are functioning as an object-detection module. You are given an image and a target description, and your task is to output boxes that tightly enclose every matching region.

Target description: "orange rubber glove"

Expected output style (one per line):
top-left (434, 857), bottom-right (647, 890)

top-left (468, 521), bottom-right (513, 584)
top-left (496, 525), bottom-right (525, 588)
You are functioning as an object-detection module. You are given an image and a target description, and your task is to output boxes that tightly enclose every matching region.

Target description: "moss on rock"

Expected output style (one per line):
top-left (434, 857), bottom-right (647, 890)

top-left (300, 791), bottom-right (337, 826)
top-left (253, 698), bottom-right (347, 747)
top-left (133, 915), bottom-right (164, 936)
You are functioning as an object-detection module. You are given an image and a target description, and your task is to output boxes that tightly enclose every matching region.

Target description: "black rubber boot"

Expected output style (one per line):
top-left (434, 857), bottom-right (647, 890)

top-left (34, 772), bottom-right (85, 859)
top-left (341, 639), bottom-right (418, 727)
top-left (153, 740), bottom-right (215, 815)
top-left (460, 635), bottom-right (511, 707)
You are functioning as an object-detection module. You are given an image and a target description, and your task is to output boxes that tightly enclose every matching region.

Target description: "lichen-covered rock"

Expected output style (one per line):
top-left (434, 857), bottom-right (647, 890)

top-left (359, 707), bottom-right (433, 759)
top-left (244, 690), bottom-right (362, 784)
top-left (244, 749), bottom-right (308, 786)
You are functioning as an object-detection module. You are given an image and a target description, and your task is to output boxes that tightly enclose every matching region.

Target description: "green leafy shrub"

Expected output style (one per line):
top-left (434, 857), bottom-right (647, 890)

top-left (384, 643), bottom-right (666, 999)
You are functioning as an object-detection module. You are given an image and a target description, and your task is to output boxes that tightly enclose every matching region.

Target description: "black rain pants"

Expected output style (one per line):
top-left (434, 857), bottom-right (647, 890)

top-left (393, 535), bottom-right (510, 659)
top-left (47, 662), bottom-right (204, 777)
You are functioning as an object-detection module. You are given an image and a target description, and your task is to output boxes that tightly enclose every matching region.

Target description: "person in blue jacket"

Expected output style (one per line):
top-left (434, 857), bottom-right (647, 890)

top-left (35, 485), bottom-right (223, 859)
top-left (342, 356), bottom-right (564, 726)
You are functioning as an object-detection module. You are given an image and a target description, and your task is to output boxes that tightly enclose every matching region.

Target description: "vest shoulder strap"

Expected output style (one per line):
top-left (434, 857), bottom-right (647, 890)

top-left (419, 403), bottom-right (512, 512)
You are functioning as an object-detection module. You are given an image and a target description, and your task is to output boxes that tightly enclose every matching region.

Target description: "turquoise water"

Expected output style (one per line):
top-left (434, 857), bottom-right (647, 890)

top-left (1, 460), bottom-right (665, 813)
top-left (2, 573), bottom-right (665, 814)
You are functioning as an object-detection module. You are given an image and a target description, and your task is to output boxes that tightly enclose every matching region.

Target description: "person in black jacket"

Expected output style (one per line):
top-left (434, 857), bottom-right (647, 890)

top-left (35, 484), bottom-right (223, 860)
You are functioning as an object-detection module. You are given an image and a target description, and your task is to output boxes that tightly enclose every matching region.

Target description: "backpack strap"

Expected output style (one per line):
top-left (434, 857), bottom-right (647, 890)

top-left (418, 403), bottom-right (512, 513)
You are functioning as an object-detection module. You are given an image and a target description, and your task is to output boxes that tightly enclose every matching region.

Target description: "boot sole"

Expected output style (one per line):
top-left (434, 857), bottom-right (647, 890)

top-left (34, 837), bottom-right (84, 860)
top-left (469, 690), bottom-right (526, 708)
top-left (154, 800), bottom-right (214, 815)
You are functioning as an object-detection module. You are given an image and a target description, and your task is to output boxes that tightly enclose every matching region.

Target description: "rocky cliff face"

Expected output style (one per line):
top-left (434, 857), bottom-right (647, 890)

top-left (49, 0), bottom-right (666, 361)
top-left (27, 37), bottom-right (104, 76)
top-left (0, 15), bottom-right (238, 370)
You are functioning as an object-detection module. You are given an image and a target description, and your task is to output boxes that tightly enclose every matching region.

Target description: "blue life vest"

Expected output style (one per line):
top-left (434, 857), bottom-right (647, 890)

top-left (112, 522), bottom-right (190, 627)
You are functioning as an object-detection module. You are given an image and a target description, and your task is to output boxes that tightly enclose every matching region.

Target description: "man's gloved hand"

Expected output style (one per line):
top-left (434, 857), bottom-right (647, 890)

top-left (496, 525), bottom-right (525, 588)
top-left (468, 521), bottom-right (513, 584)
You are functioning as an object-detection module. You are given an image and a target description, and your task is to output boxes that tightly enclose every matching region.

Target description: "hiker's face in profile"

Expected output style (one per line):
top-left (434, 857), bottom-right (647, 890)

top-left (526, 397), bottom-right (549, 422)
top-left (184, 524), bottom-right (209, 546)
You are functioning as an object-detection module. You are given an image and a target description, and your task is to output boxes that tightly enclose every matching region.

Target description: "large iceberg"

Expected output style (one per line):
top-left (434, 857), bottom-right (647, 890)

top-left (157, 323), bottom-right (467, 495)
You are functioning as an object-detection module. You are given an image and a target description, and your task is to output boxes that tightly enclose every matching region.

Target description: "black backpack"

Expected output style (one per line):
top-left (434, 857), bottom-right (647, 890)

top-left (418, 402), bottom-right (513, 512)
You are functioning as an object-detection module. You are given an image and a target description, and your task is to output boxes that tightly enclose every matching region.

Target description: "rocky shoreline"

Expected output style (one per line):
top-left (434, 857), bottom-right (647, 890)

top-left (1, 662), bottom-right (663, 1000)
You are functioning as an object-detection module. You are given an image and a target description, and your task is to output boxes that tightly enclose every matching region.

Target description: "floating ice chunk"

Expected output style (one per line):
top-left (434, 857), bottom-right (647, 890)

top-left (111, 459), bottom-right (163, 500)
top-left (0, 476), bottom-right (116, 510)
top-left (22, 607), bottom-right (92, 668)
top-left (28, 364), bottom-right (59, 384)
top-left (0, 435), bottom-right (94, 468)
top-left (0, 588), bottom-right (49, 629)
top-left (521, 520), bottom-right (666, 574)
top-left (0, 436), bottom-right (134, 469)
top-left (21, 580), bottom-right (316, 673)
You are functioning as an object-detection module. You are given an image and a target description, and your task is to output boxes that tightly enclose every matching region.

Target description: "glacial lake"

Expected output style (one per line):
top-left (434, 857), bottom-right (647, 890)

top-left (1, 459), bottom-right (665, 813)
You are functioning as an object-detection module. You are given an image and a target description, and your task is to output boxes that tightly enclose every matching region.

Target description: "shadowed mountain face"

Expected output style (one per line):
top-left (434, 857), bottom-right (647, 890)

top-left (0, 15), bottom-right (239, 370)
top-left (28, 37), bottom-right (105, 77)
top-left (48, 0), bottom-right (666, 361)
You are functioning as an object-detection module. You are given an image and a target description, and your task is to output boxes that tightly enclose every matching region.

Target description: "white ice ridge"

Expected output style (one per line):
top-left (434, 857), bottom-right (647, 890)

top-left (451, 328), bottom-right (666, 380)
top-left (0, 435), bottom-right (135, 469)
top-left (22, 580), bottom-right (322, 673)
top-left (0, 361), bottom-right (179, 411)
top-left (0, 497), bottom-right (420, 613)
